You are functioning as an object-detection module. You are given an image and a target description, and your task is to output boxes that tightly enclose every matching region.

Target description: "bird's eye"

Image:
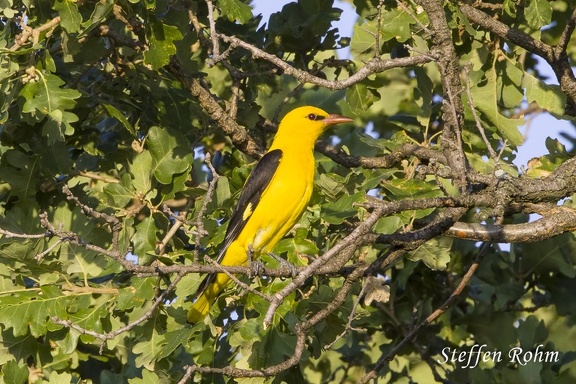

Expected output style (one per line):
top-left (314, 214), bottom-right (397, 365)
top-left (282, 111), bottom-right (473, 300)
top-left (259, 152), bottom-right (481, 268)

top-left (307, 113), bottom-right (325, 121)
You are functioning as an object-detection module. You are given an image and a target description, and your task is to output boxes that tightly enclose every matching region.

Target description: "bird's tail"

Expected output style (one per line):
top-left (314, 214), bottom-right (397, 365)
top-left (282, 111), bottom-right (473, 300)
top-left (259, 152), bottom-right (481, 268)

top-left (187, 273), bottom-right (231, 323)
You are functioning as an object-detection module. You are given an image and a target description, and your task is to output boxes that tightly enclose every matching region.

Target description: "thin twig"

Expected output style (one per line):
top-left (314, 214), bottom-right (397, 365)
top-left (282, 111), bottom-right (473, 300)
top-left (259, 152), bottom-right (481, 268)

top-left (9, 16), bottom-right (61, 51)
top-left (218, 33), bottom-right (438, 90)
top-left (555, 6), bottom-right (576, 56)
top-left (359, 243), bottom-right (490, 383)
top-left (35, 238), bottom-right (63, 261)
top-left (203, 255), bottom-right (272, 302)
top-left (61, 184), bottom-right (123, 252)
top-left (206, 0), bottom-right (220, 61)
top-left (0, 228), bottom-right (47, 239)
top-left (157, 209), bottom-right (186, 255)
top-left (462, 64), bottom-right (501, 169)
top-left (396, 0), bottom-right (431, 34)
top-left (374, 0), bottom-right (385, 58)
top-left (324, 277), bottom-right (372, 349)
top-left (52, 272), bottom-right (185, 354)
top-left (177, 366), bottom-right (196, 384)
top-left (194, 152), bottom-right (220, 263)
top-left (263, 205), bottom-right (387, 328)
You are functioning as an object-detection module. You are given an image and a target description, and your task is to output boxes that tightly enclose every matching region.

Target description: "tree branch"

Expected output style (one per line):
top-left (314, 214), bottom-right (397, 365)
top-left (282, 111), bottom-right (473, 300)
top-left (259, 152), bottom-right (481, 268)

top-left (165, 56), bottom-right (264, 158)
top-left (417, 0), bottom-right (469, 191)
top-left (360, 243), bottom-right (489, 383)
top-left (218, 33), bottom-right (439, 90)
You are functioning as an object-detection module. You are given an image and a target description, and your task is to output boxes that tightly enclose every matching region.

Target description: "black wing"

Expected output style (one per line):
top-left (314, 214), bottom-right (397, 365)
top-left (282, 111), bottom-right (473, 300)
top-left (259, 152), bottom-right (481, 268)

top-left (192, 149), bottom-right (283, 299)
top-left (217, 149), bottom-right (283, 262)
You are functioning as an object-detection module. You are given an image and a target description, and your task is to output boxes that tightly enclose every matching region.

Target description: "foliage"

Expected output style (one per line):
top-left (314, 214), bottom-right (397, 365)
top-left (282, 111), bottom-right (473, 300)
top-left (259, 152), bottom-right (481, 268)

top-left (1, 0), bottom-right (576, 383)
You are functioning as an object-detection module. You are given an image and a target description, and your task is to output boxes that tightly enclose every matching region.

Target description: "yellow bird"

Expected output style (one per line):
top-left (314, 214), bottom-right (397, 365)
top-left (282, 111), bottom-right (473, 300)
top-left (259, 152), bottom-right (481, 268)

top-left (187, 106), bottom-right (353, 323)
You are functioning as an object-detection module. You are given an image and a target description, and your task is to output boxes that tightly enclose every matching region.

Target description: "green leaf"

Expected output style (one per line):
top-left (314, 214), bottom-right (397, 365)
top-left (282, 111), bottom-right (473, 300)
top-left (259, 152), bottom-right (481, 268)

top-left (81, 0), bottom-right (114, 36)
top-left (408, 237), bottom-right (452, 270)
top-left (525, 0), bottom-right (552, 29)
top-left (0, 330), bottom-right (47, 365)
top-left (47, 371), bottom-right (73, 384)
top-left (382, 178), bottom-right (441, 200)
top-left (0, 0), bottom-right (17, 18)
top-left (53, 0), bottom-right (82, 33)
top-left (103, 103), bottom-right (136, 136)
top-left (157, 327), bottom-right (194, 359)
top-left (146, 126), bottom-right (193, 185)
top-left (131, 151), bottom-right (154, 196)
top-left (19, 73), bottom-right (81, 141)
top-left (413, 67), bottom-right (434, 128)
top-left (516, 233), bottom-right (576, 278)
top-left (103, 181), bottom-right (135, 208)
top-left (219, 0), bottom-right (253, 24)
top-left (213, 176), bottom-right (231, 208)
top-left (517, 316), bottom-right (548, 350)
top-left (116, 277), bottom-right (156, 311)
top-left (346, 83), bottom-right (380, 114)
top-left (144, 20), bottom-right (182, 70)
top-left (295, 229), bottom-right (320, 255)
top-left (321, 191), bottom-right (364, 225)
top-left (373, 215), bottom-right (403, 234)
top-left (0, 285), bottom-right (69, 337)
top-left (350, 9), bottom-right (412, 59)
top-left (132, 215), bottom-right (158, 257)
top-left (20, 74), bottom-right (81, 115)
top-left (523, 73), bottom-right (566, 116)
top-left (0, 150), bottom-right (40, 201)
top-left (0, 360), bottom-right (28, 384)
top-left (128, 370), bottom-right (162, 384)
top-left (469, 66), bottom-right (524, 146)
top-left (133, 332), bottom-right (165, 369)
top-left (351, 20), bottom-right (378, 58)
top-left (378, 8), bottom-right (413, 42)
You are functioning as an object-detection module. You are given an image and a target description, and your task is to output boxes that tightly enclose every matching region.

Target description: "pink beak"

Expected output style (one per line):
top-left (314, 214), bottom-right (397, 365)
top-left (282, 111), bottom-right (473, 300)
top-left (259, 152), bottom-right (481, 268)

top-left (323, 114), bottom-right (353, 125)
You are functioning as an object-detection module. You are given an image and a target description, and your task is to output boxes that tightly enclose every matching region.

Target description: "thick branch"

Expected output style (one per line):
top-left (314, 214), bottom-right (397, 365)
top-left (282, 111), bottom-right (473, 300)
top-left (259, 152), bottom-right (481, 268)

top-left (446, 206), bottom-right (576, 242)
top-left (417, 0), bottom-right (468, 190)
top-left (165, 57), bottom-right (264, 158)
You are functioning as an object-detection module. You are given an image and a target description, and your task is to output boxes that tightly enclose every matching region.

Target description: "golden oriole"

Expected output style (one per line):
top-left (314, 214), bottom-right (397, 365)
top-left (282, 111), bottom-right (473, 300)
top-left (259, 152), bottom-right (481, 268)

top-left (187, 106), bottom-right (353, 323)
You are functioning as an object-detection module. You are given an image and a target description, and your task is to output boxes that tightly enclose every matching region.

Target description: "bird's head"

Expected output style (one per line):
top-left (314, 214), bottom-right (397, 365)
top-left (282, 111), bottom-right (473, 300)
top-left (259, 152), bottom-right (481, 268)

top-left (274, 106), bottom-right (353, 148)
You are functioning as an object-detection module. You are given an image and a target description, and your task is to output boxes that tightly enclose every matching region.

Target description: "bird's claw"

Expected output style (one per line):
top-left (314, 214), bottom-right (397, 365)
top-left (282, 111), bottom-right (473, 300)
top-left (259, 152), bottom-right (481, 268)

top-left (267, 252), bottom-right (299, 278)
top-left (249, 260), bottom-right (265, 278)
top-left (247, 245), bottom-right (264, 278)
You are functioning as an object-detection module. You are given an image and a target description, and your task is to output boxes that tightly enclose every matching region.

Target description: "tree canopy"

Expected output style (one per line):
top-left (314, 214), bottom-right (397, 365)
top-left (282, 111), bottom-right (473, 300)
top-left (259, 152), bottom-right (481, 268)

top-left (1, 0), bottom-right (576, 382)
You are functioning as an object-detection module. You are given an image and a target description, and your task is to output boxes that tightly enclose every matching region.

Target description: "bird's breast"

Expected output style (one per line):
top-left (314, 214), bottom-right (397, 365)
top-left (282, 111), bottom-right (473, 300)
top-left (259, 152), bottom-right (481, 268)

top-left (239, 150), bottom-right (315, 252)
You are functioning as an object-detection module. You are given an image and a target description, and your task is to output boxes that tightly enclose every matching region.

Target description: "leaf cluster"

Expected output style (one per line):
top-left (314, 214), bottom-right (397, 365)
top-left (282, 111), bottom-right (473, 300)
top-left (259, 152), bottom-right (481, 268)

top-left (1, 0), bottom-right (576, 383)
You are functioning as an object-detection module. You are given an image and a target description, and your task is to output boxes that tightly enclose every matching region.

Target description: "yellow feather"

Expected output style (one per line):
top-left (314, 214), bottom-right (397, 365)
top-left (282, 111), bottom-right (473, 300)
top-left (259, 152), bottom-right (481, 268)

top-left (187, 106), bottom-right (352, 323)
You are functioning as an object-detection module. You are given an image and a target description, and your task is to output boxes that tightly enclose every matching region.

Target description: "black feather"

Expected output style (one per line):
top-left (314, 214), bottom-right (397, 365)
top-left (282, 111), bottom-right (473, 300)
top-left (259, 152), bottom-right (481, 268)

top-left (217, 149), bottom-right (283, 261)
top-left (194, 149), bottom-right (283, 296)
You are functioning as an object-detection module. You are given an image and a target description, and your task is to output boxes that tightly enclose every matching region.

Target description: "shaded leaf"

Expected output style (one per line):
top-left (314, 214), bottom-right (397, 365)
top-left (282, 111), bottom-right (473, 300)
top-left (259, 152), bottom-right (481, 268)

top-left (53, 0), bottom-right (82, 33)
top-left (144, 20), bottom-right (182, 70)
top-left (346, 83), bottom-right (380, 114)
top-left (146, 126), bottom-right (193, 185)
top-left (408, 237), bottom-right (452, 270)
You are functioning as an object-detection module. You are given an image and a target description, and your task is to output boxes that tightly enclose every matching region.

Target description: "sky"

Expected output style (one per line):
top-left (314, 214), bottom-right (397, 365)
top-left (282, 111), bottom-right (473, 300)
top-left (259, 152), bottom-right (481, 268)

top-left (250, 0), bottom-right (574, 169)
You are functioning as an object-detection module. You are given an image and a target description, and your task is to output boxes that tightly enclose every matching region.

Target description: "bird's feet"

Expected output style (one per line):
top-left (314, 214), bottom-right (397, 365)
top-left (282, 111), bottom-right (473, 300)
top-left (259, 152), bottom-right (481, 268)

top-left (267, 252), bottom-right (299, 278)
top-left (247, 245), bottom-right (265, 278)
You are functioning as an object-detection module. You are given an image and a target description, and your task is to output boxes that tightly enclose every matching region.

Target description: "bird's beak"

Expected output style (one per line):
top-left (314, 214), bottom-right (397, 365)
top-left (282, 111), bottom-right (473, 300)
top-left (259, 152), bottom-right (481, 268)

top-left (323, 114), bottom-right (353, 126)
